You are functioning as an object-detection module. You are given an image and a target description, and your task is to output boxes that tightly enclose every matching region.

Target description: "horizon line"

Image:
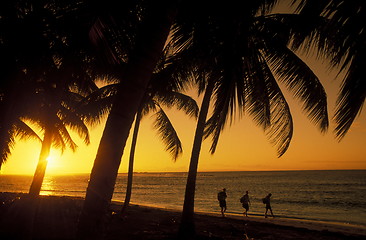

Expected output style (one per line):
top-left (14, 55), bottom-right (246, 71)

top-left (2, 168), bottom-right (365, 176)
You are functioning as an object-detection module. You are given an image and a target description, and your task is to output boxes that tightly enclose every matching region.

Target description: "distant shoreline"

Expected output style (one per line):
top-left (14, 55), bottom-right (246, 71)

top-left (1, 192), bottom-right (365, 239)
top-left (2, 168), bottom-right (366, 176)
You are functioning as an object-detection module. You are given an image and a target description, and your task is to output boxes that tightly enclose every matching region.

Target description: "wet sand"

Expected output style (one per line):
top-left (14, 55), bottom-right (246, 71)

top-left (0, 192), bottom-right (365, 239)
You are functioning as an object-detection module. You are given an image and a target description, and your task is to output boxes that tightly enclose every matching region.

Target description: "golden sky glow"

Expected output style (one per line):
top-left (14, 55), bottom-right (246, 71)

top-left (1, 54), bottom-right (366, 176)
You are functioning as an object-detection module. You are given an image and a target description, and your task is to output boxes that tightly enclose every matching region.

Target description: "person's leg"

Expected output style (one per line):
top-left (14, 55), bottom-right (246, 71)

top-left (270, 208), bottom-right (274, 218)
top-left (220, 204), bottom-right (226, 217)
top-left (265, 208), bottom-right (268, 218)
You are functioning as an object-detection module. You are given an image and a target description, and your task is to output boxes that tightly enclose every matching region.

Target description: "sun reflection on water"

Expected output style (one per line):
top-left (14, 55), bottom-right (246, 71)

top-left (40, 175), bottom-right (55, 196)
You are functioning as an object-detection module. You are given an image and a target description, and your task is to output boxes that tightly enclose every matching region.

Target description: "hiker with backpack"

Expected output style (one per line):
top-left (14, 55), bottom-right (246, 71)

top-left (217, 188), bottom-right (227, 217)
top-left (240, 191), bottom-right (250, 217)
top-left (263, 193), bottom-right (274, 218)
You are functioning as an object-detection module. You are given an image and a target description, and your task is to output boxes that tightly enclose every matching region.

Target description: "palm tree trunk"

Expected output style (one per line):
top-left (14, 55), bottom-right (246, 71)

top-left (120, 108), bottom-right (142, 214)
top-left (29, 129), bottom-right (52, 196)
top-left (77, 2), bottom-right (178, 239)
top-left (179, 79), bottom-right (215, 238)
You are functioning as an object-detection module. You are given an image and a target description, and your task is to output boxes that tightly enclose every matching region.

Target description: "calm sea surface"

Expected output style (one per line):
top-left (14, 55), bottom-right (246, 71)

top-left (1, 170), bottom-right (365, 226)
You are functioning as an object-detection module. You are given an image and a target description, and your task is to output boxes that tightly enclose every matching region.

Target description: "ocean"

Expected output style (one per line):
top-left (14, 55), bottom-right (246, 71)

top-left (1, 170), bottom-right (365, 227)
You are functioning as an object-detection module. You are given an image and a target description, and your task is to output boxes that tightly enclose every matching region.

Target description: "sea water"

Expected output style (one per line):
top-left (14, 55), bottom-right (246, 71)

top-left (1, 170), bottom-right (365, 227)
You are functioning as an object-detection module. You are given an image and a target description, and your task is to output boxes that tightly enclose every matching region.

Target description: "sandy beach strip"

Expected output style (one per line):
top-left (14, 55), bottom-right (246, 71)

top-left (0, 192), bottom-right (365, 239)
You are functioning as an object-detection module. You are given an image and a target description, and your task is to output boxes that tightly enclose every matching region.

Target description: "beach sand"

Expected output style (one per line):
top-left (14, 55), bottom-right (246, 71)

top-left (0, 192), bottom-right (365, 239)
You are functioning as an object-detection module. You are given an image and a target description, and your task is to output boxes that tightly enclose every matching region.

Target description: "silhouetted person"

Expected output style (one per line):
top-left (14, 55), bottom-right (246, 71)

top-left (240, 191), bottom-right (250, 217)
top-left (217, 188), bottom-right (227, 217)
top-left (263, 193), bottom-right (274, 218)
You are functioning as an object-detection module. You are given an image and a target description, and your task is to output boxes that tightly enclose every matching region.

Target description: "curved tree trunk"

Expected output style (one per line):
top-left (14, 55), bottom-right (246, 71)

top-left (120, 108), bottom-right (142, 214)
top-left (29, 129), bottom-right (52, 197)
top-left (179, 79), bottom-right (215, 238)
top-left (77, 2), bottom-right (178, 239)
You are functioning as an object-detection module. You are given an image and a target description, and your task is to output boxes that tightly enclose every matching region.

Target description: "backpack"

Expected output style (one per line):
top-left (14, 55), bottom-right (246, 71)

top-left (262, 198), bottom-right (267, 204)
top-left (218, 192), bottom-right (226, 201)
top-left (240, 196), bottom-right (245, 203)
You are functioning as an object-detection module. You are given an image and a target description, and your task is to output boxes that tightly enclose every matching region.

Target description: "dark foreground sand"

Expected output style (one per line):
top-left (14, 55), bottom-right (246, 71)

top-left (0, 192), bottom-right (365, 240)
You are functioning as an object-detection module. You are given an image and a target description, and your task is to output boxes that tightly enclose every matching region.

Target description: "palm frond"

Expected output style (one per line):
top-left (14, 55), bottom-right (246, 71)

top-left (204, 59), bottom-right (246, 154)
top-left (0, 126), bottom-right (16, 168)
top-left (242, 48), bottom-right (272, 131)
top-left (155, 91), bottom-right (199, 119)
top-left (150, 49), bottom-right (199, 93)
top-left (140, 97), bottom-right (157, 118)
top-left (14, 119), bottom-right (42, 142)
top-left (79, 84), bottom-right (117, 127)
top-left (53, 119), bottom-right (78, 153)
top-left (152, 108), bottom-right (182, 161)
top-left (58, 106), bottom-right (91, 145)
top-left (259, 56), bottom-right (294, 157)
top-left (264, 41), bottom-right (329, 132)
top-left (334, 52), bottom-right (365, 139)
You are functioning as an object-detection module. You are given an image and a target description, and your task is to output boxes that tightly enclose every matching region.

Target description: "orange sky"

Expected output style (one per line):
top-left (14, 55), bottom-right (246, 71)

top-left (1, 53), bottom-right (366, 176)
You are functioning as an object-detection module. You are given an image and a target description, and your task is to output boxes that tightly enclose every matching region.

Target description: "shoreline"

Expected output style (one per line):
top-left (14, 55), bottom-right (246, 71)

top-left (115, 199), bottom-right (366, 231)
top-left (119, 203), bottom-right (366, 237)
top-left (1, 192), bottom-right (365, 239)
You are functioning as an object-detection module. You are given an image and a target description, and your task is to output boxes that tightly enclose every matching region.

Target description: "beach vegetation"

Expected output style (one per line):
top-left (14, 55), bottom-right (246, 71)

top-left (174, 0), bottom-right (329, 236)
top-left (0, 0), bottom-right (103, 196)
top-left (119, 45), bottom-right (199, 213)
top-left (0, 0), bottom-right (365, 239)
top-left (287, 0), bottom-right (366, 139)
top-left (27, 83), bottom-right (92, 196)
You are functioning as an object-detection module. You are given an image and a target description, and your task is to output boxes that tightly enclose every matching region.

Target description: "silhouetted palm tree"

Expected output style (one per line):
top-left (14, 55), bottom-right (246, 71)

top-left (77, 1), bottom-right (180, 238)
top-left (0, 0), bottom-right (100, 169)
top-left (118, 44), bottom-right (199, 213)
top-left (120, 87), bottom-right (198, 214)
top-left (171, 1), bottom-right (328, 236)
top-left (288, 0), bottom-right (366, 139)
top-left (0, 81), bottom-right (42, 168)
top-left (26, 79), bottom-right (92, 196)
top-left (77, 1), bottom-right (328, 238)
top-left (80, 50), bottom-right (199, 214)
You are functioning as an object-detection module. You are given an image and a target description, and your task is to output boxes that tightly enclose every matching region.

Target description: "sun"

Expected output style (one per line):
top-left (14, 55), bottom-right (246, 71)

top-left (46, 151), bottom-right (61, 174)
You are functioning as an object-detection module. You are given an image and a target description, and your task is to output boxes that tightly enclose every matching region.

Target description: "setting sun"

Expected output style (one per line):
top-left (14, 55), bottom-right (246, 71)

top-left (45, 152), bottom-right (61, 174)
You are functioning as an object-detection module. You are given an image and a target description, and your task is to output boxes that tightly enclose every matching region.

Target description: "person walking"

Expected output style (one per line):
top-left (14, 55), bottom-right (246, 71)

top-left (217, 188), bottom-right (227, 217)
top-left (240, 191), bottom-right (251, 217)
top-left (263, 193), bottom-right (274, 218)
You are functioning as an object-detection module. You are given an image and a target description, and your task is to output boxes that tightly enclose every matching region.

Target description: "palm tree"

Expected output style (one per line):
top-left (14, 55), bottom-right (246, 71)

top-left (79, 48), bottom-right (199, 214)
top-left (0, 0), bottom-right (100, 169)
top-left (77, 1), bottom-right (180, 238)
top-left (171, 1), bottom-right (329, 236)
top-left (0, 81), bottom-right (43, 169)
top-left (77, 0), bottom-right (326, 238)
top-left (287, 0), bottom-right (366, 139)
top-left (118, 43), bottom-right (199, 213)
top-left (26, 79), bottom-right (93, 196)
top-left (82, 70), bottom-right (198, 215)
top-left (120, 87), bottom-right (198, 214)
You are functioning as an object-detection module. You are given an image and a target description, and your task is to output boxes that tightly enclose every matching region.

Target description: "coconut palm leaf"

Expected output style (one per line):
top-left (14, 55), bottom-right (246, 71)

top-left (263, 34), bottom-right (329, 132)
top-left (334, 52), bottom-right (365, 139)
top-left (155, 91), bottom-right (199, 119)
top-left (288, 0), bottom-right (365, 138)
top-left (256, 54), bottom-right (294, 157)
top-left (0, 118), bottom-right (41, 168)
top-left (59, 106), bottom-right (91, 145)
top-left (14, 119), bottom-right (42, 142)
top-left (78, 83), bottom-right (118, 127)
top-left (152, 108), bottom-right (182, 160)
top-left (52, 119), bottom-right (78, 153)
